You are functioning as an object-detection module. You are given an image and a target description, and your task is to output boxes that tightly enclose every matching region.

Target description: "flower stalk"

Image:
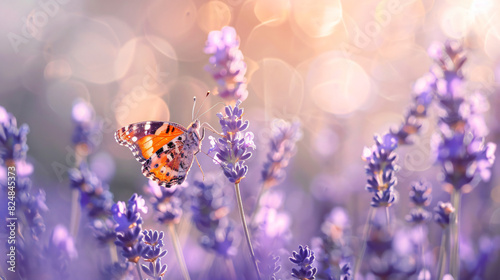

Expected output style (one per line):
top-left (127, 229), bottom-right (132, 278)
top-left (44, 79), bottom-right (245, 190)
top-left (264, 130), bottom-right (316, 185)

top-left (168, 223), bottom-right (191, 280)
top-left (235, 182), bottom-right (262, 280)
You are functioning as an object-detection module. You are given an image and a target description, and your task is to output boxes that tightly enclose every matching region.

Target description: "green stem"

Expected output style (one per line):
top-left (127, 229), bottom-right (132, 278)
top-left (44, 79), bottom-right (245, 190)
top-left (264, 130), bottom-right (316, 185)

top-left (234, 182), bottom-right (262, 280)
top-left (436, 227), bottom-right (449, 280)
top-left (450, 189), bottom-right (461, 279)
top-left (419, 224), bottom-right (427, 277)
top-left (225, 257), bottom-right (237, 280)
top-left (168, 223), bottom-right (191, 280)
top-left (136, 262), bottom-right (144, 280)
top-left (69, 189), bottom-right (81, 238)
top-left (109, 242), bottom-right (118, 263)
top-left (353, 207), bottom-right (375, 278)
top-left (385, 207), bottom-right (390, 227)
top-left (249, 184), bottom-right (267, 226)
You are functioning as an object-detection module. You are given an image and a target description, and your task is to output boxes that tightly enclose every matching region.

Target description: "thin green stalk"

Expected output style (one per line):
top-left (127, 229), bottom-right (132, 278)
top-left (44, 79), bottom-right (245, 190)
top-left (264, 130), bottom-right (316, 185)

top-left (168, 223), bottom-right (191, 280)
top-left (136, 262), bottom-right (144, 280)
top-left (436, 227), bottom-right (449, 280)
top-left (225, 257), bottom-right (237, 280)
top-left (109, 242), bottom-right (118, 263)
top-left (69, 189), bottom-right (81, 237)
top-left (450, 189), bottom-right (461, 279)
top-left (249, 185), bottom-right (266, 226)
top-left (234, 182), bottom-right (262, 280)
top-left (385, 207), bottom-right (390, 226)
top-left (420, 224), bottom-right (426, 277)
top-left (353, 207), bottom-right (375, 278)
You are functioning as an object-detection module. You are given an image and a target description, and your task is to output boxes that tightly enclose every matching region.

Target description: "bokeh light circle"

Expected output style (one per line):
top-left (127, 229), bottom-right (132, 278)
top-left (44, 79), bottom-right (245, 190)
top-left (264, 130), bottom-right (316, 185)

top-left (308, 54), bottom-right (371, 115)
top-left (197, 1), bottom-right (232, 33)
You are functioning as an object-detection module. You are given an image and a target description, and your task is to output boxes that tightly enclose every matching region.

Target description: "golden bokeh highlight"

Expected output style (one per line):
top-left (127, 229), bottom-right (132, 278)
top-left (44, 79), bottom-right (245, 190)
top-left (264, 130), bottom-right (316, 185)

top-left (147, 0), bottom-right (198, 39)
top-left (440, 6), bottom-right (472, 39)
top-left (115, 95), bottom-right (170, 127)
top-left (67, 18), bottom-right (121, 84)
top-left (250, 58), bottom-right (304, 118)
top-left (44, 59), bottom-right (72, 81)
top-left (308, 54), bottom-right (371, 115)
top-left (197, 1), bottom-right (232, 33)
top-left (254, 0), bottom-right (290, 26)
top-left (291, 0), bottom-right (343, 38)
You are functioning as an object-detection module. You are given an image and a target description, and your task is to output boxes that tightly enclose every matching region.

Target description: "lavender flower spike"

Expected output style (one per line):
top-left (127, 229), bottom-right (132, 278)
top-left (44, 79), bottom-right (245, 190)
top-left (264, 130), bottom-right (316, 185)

top-left (434, 201), bottom-right (455, 229)
top-left (209, 100), bottom-right (255, 184)
top-left (113, 194), bottom-right (148, 263)
top-left (204, 26), bottom-right (248, 102)
top-left (261, 119), bottom-right (302, 189)
top-left (289, 245), bottom-right (317, 280)
top-left (141, 230), bottom-right (168, 279)
top-left (406, 180), bottom-right (432, 224)
top-left (362, 133), bottom-right (399, 208)
top-left (0, 106), bottom-right (29, 164)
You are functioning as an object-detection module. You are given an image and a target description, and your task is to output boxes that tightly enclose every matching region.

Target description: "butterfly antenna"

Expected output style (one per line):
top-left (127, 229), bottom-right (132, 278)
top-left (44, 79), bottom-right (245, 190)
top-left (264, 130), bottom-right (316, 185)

top-left (195, 156), bottom-right (205, 181)
top-left (194, 91), bottom-right (211, 119)
top-left (192, 96), bottom-right (197, 121)
top-left (197, 102), bottom-right (225, 120)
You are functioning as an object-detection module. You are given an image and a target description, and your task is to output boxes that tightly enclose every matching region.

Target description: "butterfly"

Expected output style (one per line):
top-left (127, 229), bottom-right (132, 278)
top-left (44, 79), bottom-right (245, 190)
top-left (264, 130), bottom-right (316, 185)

top-left (115, 93), bottom-right (223, 187)
top-left (115, 119), bottom-right (204, 188)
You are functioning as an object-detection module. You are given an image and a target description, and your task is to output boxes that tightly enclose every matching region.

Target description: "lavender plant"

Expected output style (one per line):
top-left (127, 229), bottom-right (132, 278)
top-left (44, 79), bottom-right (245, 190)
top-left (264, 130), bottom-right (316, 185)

top-left (0, 107), bottom-right (76, 279)
top-left (190, 177), bottom-right (237, 257)
top-left (145, 180), bottom-right (190, 280)
top-left (205, 25), bottom-right (261, 279)
top-left (428, 40), bottom-right (496, 279)
top-left (312, 207), bottom-right (352, 280)
top-left (204, 26), bottom-right (248, 103)
top-left (289, 245), bottom-right (317, 280)
top-left (112, 193), bottom-right (148, 278)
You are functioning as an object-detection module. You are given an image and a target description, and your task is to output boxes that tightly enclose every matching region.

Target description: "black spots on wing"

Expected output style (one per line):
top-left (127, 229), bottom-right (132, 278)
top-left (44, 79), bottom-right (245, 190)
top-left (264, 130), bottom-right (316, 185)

top-left (166, 125), bottom-right (171, 134)
top-left (156, 147), bottom-right (164, 156)
top-left (166, 172), bottom-right (170, 176)
top-left (177, 136), bottom-right (182, 140)
top-left (167, 142), bottom-right (175, 149)
top-left (171, 127), bottom-right (175, 133)
top-left (154, 163), bottom-right (159, 168)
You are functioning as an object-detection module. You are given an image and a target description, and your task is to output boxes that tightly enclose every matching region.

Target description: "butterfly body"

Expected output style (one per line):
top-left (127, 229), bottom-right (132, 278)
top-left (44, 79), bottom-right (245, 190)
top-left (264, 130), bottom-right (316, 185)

top-left (115, 120), bottom-right (203, 188)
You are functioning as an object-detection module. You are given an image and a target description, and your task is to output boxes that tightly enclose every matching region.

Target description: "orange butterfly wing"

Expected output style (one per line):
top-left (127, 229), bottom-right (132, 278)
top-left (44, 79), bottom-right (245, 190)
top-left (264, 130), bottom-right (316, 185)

top-left (115, 122), bottom-right (185, 163)
top-left (115, 121), bottom-right (195, 187)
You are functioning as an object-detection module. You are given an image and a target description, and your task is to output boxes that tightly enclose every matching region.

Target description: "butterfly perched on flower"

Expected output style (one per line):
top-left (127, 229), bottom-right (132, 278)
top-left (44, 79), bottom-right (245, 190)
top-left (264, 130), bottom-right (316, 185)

top-left (115, 119), bottom-right (204, 188)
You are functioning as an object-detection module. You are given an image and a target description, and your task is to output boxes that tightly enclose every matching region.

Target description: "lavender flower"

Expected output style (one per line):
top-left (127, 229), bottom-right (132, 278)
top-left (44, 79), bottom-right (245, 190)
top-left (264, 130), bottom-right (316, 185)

top-left (434, 201), bottom-right (455, 229)
top-left (391, 74), bottom-right (435, 145)
top-left (406, 180), bottom-right (432, 224)
top-left (208, 101), bottom-right (255, 184)
top-left (429, 41), bottom-right (496, 192)
top-left (145, 179), bottom-right (184, 225)
top-left (290, 245), bottom-right (317, 280)
top-left (69, 163), bottom-right (114, 218)
top-left (204, 26), bottom-right (248, 102)
top-left (0, 106), bottom-right (29, 164)
top-left (339, 263), bottom-right (352, 280)
top-left (113, 194), bottom-right (148, 263)
top-left (190, 177), bottom-right (237, 257)
top-left (312, 207), bottom-right (352, 280)
top-left (141, 230), bottom-right (168, 279)
top-left (45, 225), bottom-right (78, 277)
top-left (261, 119), bottom-right (302, 189)
top-left (257, 252), bottom-right (281, 280)
top-left (362, 133), bottom-right (399, 208)
top-left (72, 99), bottom-right (102, 153)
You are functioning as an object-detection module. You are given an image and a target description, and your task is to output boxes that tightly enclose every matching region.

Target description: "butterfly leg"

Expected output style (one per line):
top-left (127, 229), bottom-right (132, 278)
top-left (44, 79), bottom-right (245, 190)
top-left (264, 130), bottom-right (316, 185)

top-left (195, 155), bottom-right (205, 181)
top-left (201, 122), bottom-right (223, 137)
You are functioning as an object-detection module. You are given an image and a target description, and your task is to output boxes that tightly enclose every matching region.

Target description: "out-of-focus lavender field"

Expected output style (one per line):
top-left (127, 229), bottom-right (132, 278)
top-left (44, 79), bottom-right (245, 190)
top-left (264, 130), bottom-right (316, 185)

top-left (1, 0), bottom-right (500, 280)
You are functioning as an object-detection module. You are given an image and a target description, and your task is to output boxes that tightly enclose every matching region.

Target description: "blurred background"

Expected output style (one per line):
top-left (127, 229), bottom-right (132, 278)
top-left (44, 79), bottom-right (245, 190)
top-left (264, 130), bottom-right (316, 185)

top-left (1, 0), bottom-right (500, 279)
